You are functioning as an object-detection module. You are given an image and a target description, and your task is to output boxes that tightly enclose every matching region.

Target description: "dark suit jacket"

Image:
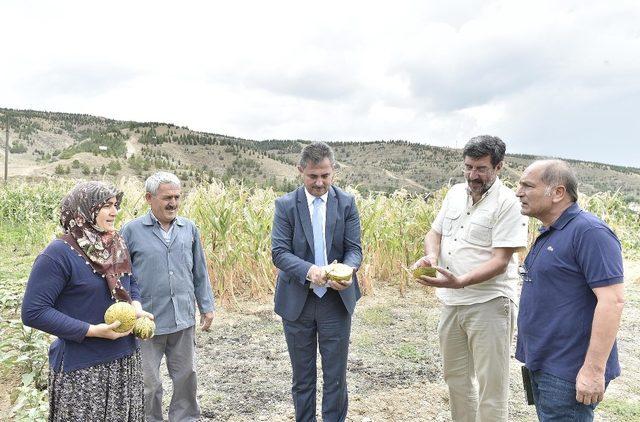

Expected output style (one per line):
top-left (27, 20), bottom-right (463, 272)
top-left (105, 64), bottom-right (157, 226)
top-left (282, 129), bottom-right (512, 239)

top-left (271, 185), bottom-right (363, 321)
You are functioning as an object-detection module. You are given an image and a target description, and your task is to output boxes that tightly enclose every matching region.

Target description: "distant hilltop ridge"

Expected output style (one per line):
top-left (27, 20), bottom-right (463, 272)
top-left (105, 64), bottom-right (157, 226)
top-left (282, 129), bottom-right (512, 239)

top-left (1, 107), bottom-right (639, 202)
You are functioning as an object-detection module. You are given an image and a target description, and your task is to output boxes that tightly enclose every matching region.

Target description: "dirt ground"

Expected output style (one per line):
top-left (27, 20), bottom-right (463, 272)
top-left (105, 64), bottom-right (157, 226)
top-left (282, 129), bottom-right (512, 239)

top-left (3, 263), bottom-right (636, 421)
top-left (151, 268), bottom-right (640, 422)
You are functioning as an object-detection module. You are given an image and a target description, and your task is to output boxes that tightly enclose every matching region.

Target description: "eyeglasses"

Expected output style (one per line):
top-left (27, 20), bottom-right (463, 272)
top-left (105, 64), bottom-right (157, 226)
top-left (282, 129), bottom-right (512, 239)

top-left (518, 264), bottom-right (532, 283)
top-left (462, 166), bottom-right (493, 176)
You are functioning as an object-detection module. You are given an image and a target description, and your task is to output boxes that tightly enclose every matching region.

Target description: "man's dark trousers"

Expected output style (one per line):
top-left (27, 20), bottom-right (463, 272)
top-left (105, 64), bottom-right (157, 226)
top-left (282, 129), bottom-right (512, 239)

top-left (272, 185), bottom-right (362, 422)
top-left (283, 289), bottom-right (351, 422)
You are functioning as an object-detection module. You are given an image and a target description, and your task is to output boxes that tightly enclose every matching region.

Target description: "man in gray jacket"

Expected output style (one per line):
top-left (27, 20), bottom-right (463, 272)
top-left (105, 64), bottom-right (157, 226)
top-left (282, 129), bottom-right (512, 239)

top-left (121, 171), bottom-right (215, 422)
top-left (271, 142), bottom-right (362, 422)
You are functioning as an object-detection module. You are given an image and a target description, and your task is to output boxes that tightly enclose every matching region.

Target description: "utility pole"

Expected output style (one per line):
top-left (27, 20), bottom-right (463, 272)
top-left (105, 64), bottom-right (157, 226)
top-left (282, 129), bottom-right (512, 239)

top-left (4, 112), bottom-right (8, 184)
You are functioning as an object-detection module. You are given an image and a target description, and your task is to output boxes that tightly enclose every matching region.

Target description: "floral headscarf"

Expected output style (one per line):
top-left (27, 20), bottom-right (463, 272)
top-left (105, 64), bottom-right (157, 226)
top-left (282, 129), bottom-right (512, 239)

top-left (60, 181), bottom-right (132, 302)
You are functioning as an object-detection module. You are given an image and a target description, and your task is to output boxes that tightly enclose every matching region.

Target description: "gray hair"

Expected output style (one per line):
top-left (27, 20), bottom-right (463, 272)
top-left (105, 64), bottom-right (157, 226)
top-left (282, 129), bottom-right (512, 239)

top-left (298, 142), bottom-right (336, 169)
top-left (537, 160), bottom-right (579, 202)
top-left (463, 135), bottom-right (506, 167)
top-left (145, 171), bottom-right (181, 195)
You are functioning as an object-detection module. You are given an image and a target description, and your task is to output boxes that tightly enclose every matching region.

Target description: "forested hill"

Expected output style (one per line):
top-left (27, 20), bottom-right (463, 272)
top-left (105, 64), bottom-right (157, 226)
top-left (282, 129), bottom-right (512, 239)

top-left (2, 107), bottom-right (639, 201)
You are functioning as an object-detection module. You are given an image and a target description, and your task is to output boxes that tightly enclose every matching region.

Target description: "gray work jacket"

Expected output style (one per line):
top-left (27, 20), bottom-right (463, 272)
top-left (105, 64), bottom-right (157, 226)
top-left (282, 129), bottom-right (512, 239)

top-left (121, 211), bottom-right (215, 335)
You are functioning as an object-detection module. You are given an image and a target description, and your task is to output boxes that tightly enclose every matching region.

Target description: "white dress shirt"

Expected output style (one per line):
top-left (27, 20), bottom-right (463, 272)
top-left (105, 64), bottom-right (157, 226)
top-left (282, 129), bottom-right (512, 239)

top-left (304, 188), bottom-right (329, 283)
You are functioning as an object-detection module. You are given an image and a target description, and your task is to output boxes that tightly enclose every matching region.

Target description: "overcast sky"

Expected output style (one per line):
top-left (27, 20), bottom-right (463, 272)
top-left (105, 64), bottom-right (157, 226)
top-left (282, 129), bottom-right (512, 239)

top-left (2, 0), bottom-right (639, 167)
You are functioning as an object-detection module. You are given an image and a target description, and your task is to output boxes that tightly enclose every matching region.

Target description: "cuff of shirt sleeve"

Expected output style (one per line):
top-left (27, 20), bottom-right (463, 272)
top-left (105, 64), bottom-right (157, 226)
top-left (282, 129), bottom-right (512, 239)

top-left (589, 276), bottom-right (624, 289)
top-left (198, 303), bottom-right (215, 313)
top-left (491, 242), bottom-right (528, 248)
top-left (77, 321), bottom-right (91, 343)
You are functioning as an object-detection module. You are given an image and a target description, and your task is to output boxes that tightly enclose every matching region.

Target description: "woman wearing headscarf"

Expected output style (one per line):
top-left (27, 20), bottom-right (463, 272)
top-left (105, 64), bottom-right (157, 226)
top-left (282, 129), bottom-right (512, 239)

top-left (22, 181), bottom-right (152, 421)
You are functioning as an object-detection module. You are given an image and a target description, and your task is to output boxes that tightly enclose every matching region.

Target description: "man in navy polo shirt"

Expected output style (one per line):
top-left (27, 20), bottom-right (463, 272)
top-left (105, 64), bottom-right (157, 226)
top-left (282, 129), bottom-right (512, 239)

top-left (515, 159), bottom-right (625, 421)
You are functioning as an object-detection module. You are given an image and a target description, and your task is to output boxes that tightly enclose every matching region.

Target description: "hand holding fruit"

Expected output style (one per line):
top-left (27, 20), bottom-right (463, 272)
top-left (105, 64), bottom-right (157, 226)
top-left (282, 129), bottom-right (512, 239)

top-left (411, 256), bottom-right (468, 289)
top-left (325, 262), bottom-right (354, 290)
top-left (131, 301), bottom-right (156, 339)
top-left (411, 256), bottom-right (439, 286)
top-left (132, 300), bottom-right (154, 320)
top-left (412, 255), bottom-right (437, 270)
top-left (86, 320), bottom-right (132, 340)
top-left (308, 265), bottom-right (328, 287)
top-left (100, 301), bottom-right (156, 340)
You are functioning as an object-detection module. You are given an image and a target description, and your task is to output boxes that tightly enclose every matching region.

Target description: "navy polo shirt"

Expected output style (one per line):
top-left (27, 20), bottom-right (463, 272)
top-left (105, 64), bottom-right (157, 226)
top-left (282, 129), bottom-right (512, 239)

top-left (515, 203), bottom-right (623, 383)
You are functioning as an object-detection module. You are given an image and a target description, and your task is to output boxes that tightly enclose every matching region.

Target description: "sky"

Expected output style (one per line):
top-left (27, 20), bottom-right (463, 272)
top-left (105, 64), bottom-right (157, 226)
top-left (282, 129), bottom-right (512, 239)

top-left (1, 0), bottom-right (639, 167)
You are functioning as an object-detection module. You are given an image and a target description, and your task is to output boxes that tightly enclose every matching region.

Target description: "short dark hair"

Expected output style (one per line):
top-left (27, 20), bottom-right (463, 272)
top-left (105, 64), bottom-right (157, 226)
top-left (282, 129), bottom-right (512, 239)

top-left (462, 135), bottom-right (506, 167)
top-left (539, 160), bottom-right (579, 202)
top-left (298, 142), bottom-right (336, 168)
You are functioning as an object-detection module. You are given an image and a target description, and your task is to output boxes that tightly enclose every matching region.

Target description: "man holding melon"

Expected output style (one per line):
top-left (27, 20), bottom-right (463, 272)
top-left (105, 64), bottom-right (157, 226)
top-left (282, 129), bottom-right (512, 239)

top-left (271, 142), bottom-right (363, 422)
top-left (413, 135), bottom-right (528, 422)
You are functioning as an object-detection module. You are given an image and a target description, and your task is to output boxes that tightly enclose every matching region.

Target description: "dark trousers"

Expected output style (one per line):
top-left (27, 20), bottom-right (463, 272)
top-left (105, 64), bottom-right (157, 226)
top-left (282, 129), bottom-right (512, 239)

top-left (282, 289), bottom-right (352, 422)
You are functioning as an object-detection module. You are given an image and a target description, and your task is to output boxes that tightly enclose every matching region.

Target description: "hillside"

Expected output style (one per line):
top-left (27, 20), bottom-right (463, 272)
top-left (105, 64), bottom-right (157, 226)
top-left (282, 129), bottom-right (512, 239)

top-left (1, 107), bottom-right (639, 201)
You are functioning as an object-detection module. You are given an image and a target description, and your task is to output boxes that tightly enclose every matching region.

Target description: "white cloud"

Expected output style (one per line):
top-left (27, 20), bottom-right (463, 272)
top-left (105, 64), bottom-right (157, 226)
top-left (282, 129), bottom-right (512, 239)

top-left (1, 0), bottom-right (639, 166)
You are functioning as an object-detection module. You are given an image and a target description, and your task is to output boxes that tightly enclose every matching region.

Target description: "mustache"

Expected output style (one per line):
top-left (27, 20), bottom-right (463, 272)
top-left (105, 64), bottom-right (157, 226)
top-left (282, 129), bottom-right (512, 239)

top-left (465, 175), bottom-right (484, 183)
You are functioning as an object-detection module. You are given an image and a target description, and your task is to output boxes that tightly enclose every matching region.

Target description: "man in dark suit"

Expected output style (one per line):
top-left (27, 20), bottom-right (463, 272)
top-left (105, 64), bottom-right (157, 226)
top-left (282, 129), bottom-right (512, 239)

top-left (271, 141), bottom-right (363, 422)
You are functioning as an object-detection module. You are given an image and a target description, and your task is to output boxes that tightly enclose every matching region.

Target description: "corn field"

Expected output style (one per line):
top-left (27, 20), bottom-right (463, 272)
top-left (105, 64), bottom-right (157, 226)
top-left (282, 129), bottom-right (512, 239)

top-left (1, 179), bottom-right (639, 304)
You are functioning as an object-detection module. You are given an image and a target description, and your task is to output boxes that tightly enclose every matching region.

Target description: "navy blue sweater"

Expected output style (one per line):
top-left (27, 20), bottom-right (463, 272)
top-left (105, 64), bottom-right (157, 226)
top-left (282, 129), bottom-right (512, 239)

top-left (21, 239), bottom-right (140, 372)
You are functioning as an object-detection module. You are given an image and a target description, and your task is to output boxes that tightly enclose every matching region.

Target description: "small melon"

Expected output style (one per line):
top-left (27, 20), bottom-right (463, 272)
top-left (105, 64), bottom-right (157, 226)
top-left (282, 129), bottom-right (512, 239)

top-left (326, 262), bottom-right (353, 282)
top-left (412, 266), bottom-right (437, 279)
top-left (104, 302), bottom-right (137, 333)
top-left (133, 316), bottom-right (155, 340)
